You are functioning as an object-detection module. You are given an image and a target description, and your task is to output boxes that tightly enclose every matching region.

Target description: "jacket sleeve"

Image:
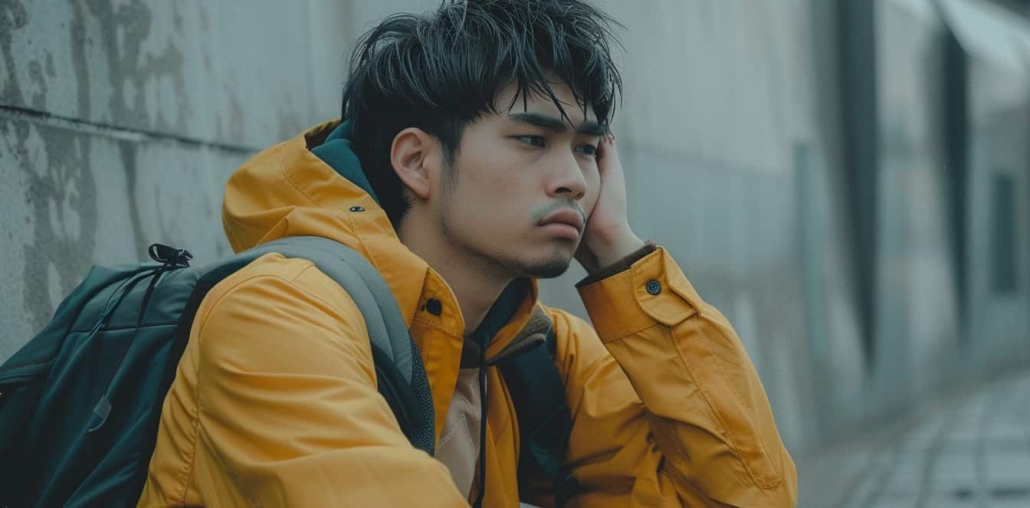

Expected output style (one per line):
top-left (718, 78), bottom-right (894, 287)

top-left (188, 259), bottom-right (467, 506)
top-left (546, 246), bottom-right (797, 507)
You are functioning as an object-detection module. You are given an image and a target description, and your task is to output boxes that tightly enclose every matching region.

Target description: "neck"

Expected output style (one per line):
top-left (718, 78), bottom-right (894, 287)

top-left (396, 211), bottom-right (511, 335)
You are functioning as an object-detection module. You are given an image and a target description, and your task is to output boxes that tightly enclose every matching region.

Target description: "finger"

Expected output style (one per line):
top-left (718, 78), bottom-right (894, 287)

top-left (597, 134), bottom-right (617, 164)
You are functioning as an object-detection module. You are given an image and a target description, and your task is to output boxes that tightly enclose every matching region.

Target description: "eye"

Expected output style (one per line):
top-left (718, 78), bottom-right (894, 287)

top-left (576, 144), bottom-right (599, 157)
top-left (516, 135), bottom-right (546, 147)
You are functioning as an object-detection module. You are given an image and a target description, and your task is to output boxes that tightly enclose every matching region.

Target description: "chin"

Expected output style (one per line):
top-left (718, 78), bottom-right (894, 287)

top-left (501, 253), bottom-right (574, 279)
top-left (524, 260), bottom-right (572, 279)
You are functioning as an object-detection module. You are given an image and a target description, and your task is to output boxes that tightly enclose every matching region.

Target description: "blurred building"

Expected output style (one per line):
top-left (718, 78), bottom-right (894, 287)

top-left (1, 0), bottom-right (1029, 461)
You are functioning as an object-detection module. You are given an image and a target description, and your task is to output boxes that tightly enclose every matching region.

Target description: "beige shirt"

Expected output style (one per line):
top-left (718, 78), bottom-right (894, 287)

top-left (435, 368), bottom-right (485, 498)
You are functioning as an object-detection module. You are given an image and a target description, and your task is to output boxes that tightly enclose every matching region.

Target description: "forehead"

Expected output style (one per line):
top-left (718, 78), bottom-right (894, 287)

top-left (493, 80), bottom-right (599, 127)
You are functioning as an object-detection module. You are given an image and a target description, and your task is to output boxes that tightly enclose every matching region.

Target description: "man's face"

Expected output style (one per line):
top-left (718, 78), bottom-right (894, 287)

top-left (433, 81), bottom-right (604, 279)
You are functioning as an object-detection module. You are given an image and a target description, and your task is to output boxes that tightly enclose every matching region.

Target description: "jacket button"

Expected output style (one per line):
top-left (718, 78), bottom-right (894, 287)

top-left (349, 206), bottom-right (365, 212)
top-left (426, 298), bottom-right (442, 316)
top-left (645, 280), bottom-right (662, 295)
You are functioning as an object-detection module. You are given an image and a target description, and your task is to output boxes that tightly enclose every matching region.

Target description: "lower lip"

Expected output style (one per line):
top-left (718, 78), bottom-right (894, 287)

top-left (542, 223), bottom-right (581, 240)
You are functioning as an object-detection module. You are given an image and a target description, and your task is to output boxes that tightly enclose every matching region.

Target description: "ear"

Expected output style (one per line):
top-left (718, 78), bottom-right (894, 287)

top-left (390, 127), bottom-right (436, 200)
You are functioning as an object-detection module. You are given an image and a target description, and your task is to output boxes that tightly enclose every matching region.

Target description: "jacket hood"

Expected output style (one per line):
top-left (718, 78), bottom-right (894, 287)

top-left (222, 120), bottom-right (430, 329)
top-left (221, 120), bottom-right (540, 351)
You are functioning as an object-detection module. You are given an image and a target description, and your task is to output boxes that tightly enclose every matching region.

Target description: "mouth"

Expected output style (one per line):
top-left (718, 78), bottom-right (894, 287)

top-left (539, 208), bottom-right (585, 240)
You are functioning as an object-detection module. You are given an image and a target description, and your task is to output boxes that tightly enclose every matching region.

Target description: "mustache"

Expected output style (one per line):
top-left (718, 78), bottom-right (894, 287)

top-left (534, 199), bottom-right (588, 226)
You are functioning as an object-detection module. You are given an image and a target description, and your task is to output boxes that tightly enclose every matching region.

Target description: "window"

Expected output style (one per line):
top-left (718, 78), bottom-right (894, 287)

top-left (991, 173), bottom-right (1018, 294)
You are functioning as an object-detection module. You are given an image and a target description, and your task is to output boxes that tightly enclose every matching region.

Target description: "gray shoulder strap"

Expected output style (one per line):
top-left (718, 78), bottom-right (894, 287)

top-left (232, 236), bottom-right (414, 384)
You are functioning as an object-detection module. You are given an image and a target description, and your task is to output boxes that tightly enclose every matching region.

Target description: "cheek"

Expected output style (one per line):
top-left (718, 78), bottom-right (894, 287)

top-left (445, 166), bottom-right (517, 223)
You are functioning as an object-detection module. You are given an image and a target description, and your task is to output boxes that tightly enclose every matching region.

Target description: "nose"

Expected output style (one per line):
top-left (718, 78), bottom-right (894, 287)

top-left (547, 150), bottom-right (587, 201)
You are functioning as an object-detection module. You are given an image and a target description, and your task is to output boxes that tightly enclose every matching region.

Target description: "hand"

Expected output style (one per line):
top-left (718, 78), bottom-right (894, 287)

top-left (575, 134), bottom-right (644, 274)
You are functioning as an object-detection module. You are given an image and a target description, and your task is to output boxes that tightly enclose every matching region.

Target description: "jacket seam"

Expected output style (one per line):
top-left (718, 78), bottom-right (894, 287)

top-left (546, 310), bottom-right (576, 384)
top-left (224, 218), bottom-right (241, 253)
top-left (559, 344), bottom-right (613, 421)
top-left (175, 350), bottom-right (201, 506)
top-left (178, 411), bottom-right (200, 507)
top-left (277, 145), bottom-right (326, 208)
top-left (599, 318), bottom-right (665, 344)
top-left (194, 267), bottom-right (369, 351)
top-left (598, 271), bottom-right (783, 488)
top-left (412, 314), bottom-right (463, 336)
top-left (675, 317), bottom-right (782, 490)
top-left (287, 265), bottom-right (371, 316)
top-left (340, 205), bottom-right (391, 279)
top-left (277, 141), bottom-right (393, 286)
top-left (189, 267), bottom-right (368, 504)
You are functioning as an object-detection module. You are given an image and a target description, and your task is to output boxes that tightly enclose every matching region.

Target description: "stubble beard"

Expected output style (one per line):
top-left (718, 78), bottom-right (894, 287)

top-left (437, 166), bottom-right (579, 279)
top-left (439, 209), bottom-right (575, 280)
top-left (493, 249), bottom-right (573, 279)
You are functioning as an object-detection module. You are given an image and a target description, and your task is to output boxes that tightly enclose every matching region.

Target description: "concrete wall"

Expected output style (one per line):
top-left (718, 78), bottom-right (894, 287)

top-left (1, 0), bottom-right (349, 350)
top-left (3, 0), bottom-right (1030, 467)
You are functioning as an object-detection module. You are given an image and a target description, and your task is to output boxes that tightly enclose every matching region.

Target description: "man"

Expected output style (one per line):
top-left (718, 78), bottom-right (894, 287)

top-left (138, 0), bottom-right (797, 506)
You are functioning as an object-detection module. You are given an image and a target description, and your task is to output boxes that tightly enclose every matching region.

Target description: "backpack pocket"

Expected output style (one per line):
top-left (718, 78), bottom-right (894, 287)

top-left (0, 359), bottom-right (52, 506)
top-left (0, 359), bottom-right (52, 432)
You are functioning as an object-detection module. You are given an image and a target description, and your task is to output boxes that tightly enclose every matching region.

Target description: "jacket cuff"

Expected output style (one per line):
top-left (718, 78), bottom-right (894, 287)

top-left (577, 246), bottom-right (704, 342)
top-left (575, 241), bottom-right (658, 288)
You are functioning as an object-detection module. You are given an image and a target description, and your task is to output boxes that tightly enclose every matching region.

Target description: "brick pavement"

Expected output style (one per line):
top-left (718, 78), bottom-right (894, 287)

top-left (798, 371), bottom-right (1030, 508)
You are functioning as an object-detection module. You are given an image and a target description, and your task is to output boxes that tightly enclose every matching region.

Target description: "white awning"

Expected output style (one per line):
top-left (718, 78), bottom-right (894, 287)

top-left (938, 0), bottom-right (1030, 77)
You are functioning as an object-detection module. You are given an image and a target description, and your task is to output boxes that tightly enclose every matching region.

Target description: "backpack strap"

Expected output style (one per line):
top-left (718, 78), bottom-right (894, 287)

top-left (194, 236), bottom-right (435, 454)
top-left (260, 238), bottom-right (414, 379)
top-left (497, 326), bottom-right (578, 506)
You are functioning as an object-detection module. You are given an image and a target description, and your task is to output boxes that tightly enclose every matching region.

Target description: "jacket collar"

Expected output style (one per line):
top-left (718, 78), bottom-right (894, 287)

top-left (222, 120), bottom-right (541, 358)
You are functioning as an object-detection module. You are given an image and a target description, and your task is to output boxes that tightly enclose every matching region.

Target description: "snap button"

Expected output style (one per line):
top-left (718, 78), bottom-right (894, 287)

top-left (645, 280), bottom-right (662, 295)
top-left (426, 298), bottom-right (442, 316)
top-left (349, 206), bottom-right (365, 212)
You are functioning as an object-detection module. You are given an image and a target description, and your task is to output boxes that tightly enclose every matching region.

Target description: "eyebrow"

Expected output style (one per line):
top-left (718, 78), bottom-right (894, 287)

top-left (508, 112), bottom-right (606, 137)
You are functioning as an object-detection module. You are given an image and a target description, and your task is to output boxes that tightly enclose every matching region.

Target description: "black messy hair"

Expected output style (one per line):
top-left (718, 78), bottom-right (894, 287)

top-left (341, 0), bottom-right (623, 224)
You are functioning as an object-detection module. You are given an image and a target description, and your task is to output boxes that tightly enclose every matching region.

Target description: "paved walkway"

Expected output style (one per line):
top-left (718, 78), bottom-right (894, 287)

top-left (798, 371), bottom-right (1030, 508)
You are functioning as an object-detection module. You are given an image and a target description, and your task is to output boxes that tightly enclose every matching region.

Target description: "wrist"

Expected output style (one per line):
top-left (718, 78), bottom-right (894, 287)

top-left (582, 228), bottom-right (645, 274)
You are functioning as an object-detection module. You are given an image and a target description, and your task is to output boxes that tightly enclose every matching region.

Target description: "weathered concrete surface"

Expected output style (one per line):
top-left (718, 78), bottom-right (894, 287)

top-left (0, 109), bottom-right (248, 358)
top-left (0, 0), bottom-right (355, 359)
top-left (3, 0), bottom-right (1030, 465)
top-left (1, 0), bottom-right (349, 149)
top-left (1, 0), bottom-right (826, 456)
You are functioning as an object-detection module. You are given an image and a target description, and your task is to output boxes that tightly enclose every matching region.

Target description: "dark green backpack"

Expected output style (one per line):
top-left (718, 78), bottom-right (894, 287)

top-left (0, 236), bottom-right (574, 507)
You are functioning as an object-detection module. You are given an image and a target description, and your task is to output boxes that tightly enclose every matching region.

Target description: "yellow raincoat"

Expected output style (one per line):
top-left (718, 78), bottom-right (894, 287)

top-left (137, 121), bottom-right (797, 507)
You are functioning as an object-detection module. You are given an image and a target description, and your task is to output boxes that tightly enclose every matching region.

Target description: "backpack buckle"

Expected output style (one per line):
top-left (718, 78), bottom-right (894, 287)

top-left (148, 244), bottom-right (193, 267)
